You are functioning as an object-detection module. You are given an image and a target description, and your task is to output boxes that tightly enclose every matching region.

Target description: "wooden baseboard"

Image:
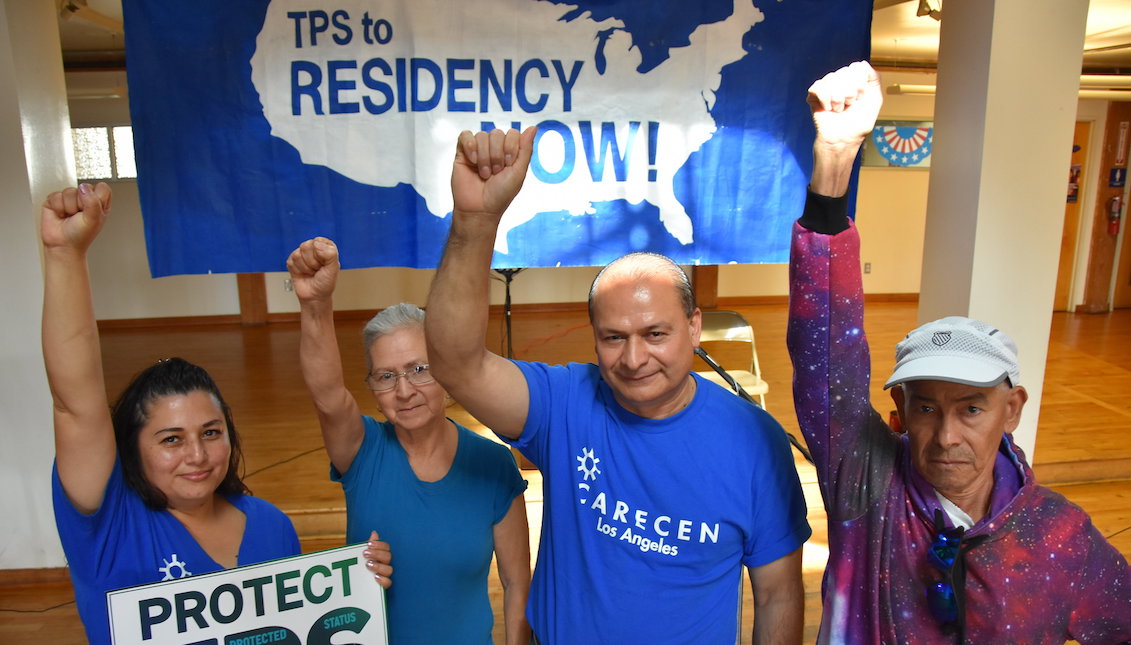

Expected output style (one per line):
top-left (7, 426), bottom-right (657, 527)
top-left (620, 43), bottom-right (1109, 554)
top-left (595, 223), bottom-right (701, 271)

top-left (98, 314), bottom-right (242, 330)
top-left (99, 302), bottom-right (593, 330)
top-left (716, 293), bottom-right (918, 308)
top-left (266, 310), bottom-right (379, 324)
top-left (863, 293), bottom-right (920, 303)
top-left (716, 296), bottom-right (789, 307)
top-left (487, 301), bottom-right (589, 315)
top-left (0, 567), bottom-right (70, 585)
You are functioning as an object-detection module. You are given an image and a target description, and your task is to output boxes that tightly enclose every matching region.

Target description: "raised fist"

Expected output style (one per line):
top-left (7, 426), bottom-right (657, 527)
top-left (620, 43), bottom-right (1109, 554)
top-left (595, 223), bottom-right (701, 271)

top-left (287, 236), bottom-right (340, 303)
top-left (41, 182), bottom-right (112, 252)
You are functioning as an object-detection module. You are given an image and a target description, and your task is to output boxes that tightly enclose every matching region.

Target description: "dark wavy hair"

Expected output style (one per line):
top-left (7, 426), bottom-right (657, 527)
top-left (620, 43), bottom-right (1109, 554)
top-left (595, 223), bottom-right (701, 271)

top-left (110, 358), bottom-right (250, 509)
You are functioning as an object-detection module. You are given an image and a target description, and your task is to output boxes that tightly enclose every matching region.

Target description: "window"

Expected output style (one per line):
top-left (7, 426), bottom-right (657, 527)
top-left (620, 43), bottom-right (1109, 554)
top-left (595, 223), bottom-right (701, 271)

top-left (71, 126), bottom-right (137, 180)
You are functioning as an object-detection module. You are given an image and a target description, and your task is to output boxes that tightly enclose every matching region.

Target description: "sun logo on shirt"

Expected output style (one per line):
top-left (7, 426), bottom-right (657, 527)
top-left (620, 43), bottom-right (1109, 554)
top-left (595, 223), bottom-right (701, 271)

top-left (158, 554), bottom-right (192, 581)
top-left (576, 446), bottom-right (602, 504)
top-left (576, 447), bottom-right (602, 481)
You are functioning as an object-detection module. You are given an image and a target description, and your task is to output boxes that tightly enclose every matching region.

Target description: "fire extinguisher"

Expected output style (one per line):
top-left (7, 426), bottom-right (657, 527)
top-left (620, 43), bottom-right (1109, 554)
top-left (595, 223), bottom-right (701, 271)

top-left (1110, 195), bottom-right (1124, 236)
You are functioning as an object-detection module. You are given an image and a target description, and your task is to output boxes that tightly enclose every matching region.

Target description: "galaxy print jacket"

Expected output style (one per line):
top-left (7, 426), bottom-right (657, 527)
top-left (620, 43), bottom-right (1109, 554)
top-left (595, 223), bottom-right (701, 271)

top-left (786, 191), bottom-right (1131, 645)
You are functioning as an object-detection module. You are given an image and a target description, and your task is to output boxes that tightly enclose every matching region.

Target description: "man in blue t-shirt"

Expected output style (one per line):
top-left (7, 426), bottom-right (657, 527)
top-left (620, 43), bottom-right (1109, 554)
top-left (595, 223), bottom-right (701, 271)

top-left (425, 129), bottom-right (811, 643)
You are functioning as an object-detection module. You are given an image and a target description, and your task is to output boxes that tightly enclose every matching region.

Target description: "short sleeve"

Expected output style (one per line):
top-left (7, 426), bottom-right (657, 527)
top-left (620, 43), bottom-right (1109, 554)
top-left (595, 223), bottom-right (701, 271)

top-left (502, 360), bottom-right (562, 469)
top-left (742, 412), bottom-right (812, 568)
top-left (52, 459), bottom-right (128, 576)
top-left (491, 445), bottom-right (527, 524)
top-left (330, 415), bottom-right (386, 489)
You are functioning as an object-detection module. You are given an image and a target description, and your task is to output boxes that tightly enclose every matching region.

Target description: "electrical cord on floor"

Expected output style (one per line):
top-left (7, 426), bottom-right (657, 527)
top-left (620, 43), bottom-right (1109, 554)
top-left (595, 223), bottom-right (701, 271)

top-left (241, 445), bottom-right (325, 480)
top-left (1106, 525), bottom-right (1130, 541)
top-left (0, 600), bottom-right (75, 613)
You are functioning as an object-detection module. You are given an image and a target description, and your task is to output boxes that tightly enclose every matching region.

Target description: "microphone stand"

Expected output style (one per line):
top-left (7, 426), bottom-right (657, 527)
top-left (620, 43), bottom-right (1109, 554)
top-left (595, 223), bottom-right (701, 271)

top-left (494, 268), bottom-right (524, 358)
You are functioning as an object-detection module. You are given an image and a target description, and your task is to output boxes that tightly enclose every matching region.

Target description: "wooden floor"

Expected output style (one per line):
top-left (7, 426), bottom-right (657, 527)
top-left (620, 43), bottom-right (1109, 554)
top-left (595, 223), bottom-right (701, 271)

top-left (2, 303), bottom-right (1129, 643)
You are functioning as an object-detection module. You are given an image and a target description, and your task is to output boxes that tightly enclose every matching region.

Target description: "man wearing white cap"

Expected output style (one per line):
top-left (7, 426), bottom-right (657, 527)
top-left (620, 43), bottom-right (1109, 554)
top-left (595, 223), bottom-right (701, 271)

top-left (789, 61), bottom-right (1131, 644)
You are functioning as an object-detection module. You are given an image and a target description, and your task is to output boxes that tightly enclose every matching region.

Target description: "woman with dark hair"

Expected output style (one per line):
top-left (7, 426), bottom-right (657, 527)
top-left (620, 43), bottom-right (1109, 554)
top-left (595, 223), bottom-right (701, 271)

top-left (41, 184), bottom-right (392, 645)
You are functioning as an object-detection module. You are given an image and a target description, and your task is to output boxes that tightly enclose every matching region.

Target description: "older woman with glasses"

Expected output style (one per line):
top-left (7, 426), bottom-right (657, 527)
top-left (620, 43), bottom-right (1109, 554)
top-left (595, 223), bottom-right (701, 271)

top-left (288, 237), bottom-right (531, 645)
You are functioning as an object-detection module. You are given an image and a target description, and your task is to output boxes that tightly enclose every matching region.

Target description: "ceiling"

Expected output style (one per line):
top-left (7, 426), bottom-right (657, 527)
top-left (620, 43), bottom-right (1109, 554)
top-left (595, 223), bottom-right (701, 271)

top-left (55, 0), bottom-right (1131, 74)
top-left (871, 0), bottom-right (1131, 72)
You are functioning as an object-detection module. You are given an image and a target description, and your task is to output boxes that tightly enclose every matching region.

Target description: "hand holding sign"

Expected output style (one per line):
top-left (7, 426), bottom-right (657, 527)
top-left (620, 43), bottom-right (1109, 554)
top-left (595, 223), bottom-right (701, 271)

top-left (451, 127), bottom-right (536, 222)
top-left (364, 530), bottom-right (393, 589)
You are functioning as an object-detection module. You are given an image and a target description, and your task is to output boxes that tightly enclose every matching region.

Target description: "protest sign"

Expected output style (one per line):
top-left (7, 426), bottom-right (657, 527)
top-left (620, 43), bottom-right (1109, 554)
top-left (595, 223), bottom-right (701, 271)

top-left (107, 543), bottom-right (386, 645)
top-left (123, 0), bottom-right (870, 276)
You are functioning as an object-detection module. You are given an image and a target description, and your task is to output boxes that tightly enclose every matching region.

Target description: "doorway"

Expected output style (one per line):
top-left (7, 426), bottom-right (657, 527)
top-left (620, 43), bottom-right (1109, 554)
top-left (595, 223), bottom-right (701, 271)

top-left (1114, 184), bottom-right (1131, 308)
top-left (1053, 121), bottom-right (1090, 312)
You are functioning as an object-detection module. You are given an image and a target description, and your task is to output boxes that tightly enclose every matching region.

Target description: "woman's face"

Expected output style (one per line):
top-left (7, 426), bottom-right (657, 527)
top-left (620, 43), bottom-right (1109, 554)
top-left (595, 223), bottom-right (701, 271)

top-left (367, 326), bottom-right (447, 432)
top-left (138, 390), bottom-right (231, 509)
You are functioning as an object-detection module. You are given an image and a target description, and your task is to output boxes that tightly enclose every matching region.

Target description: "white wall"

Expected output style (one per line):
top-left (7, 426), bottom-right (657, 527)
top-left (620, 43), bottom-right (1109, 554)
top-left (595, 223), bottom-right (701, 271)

top-left (0, 0), bottom-right (72, 569)
top-left (68, 80), bottom-right (241, 320)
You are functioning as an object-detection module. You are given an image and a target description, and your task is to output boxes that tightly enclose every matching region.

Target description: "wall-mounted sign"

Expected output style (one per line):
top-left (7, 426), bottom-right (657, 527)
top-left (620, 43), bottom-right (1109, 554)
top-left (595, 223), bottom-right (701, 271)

top-left (1112, 167), bottom-right (1127, 189)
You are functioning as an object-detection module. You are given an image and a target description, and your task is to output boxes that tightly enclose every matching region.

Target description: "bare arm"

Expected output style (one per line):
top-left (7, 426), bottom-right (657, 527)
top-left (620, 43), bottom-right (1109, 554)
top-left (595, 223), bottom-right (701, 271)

top-left (42, 183), bottom-right (117, 514)
top-left (288, 237), bottom-right (364, 473)
top-left (425, 128), bottom-right (536, 440)
top-left (749, 547), bottom-right (804, 645)
top-left (807, 61), bottom-right (882, 197)
top-left (493, 495), bottom-right (532, 645)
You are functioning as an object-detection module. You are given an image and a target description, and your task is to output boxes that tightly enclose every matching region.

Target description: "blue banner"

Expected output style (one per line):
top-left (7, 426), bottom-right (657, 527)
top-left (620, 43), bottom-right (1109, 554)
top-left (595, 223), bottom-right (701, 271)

top-left (123, 0), bottom-right (870, 276)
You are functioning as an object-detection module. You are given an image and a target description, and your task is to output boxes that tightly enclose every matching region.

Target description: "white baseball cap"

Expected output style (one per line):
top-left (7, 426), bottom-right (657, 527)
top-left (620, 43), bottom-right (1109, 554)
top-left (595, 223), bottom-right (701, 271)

top-left (884, 316), bottom-right (1021, 389)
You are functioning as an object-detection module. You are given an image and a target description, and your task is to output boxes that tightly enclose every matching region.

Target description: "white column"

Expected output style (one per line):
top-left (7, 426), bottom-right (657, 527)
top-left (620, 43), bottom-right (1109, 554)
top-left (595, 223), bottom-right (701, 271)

top-left (0, 0), bottom-right (75, 568)
top-left (918, 0), bottom-right (1089, 460)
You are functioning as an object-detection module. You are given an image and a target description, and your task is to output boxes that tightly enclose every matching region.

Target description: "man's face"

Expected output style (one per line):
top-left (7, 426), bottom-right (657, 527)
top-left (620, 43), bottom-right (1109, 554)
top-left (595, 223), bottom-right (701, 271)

top-left (591, 273), bottom-right (701, 419)
top-left (892, 380), bottom-right (1027, 512)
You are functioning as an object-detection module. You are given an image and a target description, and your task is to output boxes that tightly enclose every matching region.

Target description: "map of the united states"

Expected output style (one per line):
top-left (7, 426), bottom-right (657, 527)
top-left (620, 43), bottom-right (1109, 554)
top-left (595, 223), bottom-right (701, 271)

top-left (251, 0), bottom-right (764, 252)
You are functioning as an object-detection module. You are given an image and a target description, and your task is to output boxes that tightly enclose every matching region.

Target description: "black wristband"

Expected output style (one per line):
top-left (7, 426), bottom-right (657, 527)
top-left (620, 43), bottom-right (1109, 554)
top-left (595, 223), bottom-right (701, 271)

top-left (798, 189), bottom-right (850, 235)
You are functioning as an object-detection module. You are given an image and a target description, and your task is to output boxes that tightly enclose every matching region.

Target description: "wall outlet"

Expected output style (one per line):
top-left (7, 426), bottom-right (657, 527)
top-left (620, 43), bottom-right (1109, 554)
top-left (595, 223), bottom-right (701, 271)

top-left (863, 262), bottom-right (872, 274)
top-left (284, 278), bottom-right (294, 292)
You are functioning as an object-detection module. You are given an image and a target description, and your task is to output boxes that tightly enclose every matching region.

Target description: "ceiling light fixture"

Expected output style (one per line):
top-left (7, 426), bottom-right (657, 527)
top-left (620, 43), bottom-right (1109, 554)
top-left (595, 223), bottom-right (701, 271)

top-left (917, 0), bottom-right (942, 21)
top-left (886, 82), bottom-right (1131, 101)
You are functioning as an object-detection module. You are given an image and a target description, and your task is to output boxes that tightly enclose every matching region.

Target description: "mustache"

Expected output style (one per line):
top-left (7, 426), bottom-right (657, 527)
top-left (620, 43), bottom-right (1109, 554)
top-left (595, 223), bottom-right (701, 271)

top-left (924, 449), bottom-right (974, 462)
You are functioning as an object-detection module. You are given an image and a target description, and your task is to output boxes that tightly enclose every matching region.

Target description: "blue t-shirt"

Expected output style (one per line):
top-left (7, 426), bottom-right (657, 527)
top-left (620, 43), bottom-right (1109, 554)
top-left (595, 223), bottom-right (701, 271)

top-left (508, 361), bottom-right (811, 644)
top-left (331, 417), bottom-right (527, 645)
top-left (51, 460), bottom-right (300, 645)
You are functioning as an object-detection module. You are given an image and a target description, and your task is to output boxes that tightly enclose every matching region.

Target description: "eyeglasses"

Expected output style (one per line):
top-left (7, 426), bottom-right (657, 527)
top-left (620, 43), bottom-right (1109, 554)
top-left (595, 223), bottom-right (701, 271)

top-left (924, 510), bottom-right (987, 638)
top-left (926, 521), bottom-right (963, 626)
top-left (365, 364), bottom-right (434, 392)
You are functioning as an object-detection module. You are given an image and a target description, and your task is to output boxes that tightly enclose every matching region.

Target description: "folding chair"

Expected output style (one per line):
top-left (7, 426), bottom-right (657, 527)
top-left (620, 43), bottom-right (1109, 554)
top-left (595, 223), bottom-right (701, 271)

top-left (695, 309), bottom-right (769, 410)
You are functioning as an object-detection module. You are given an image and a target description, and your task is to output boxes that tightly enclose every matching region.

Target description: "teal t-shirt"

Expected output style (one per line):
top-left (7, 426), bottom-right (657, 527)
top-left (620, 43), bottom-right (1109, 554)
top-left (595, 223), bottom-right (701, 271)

top-left (332, 417), bottom-right (527, 645)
